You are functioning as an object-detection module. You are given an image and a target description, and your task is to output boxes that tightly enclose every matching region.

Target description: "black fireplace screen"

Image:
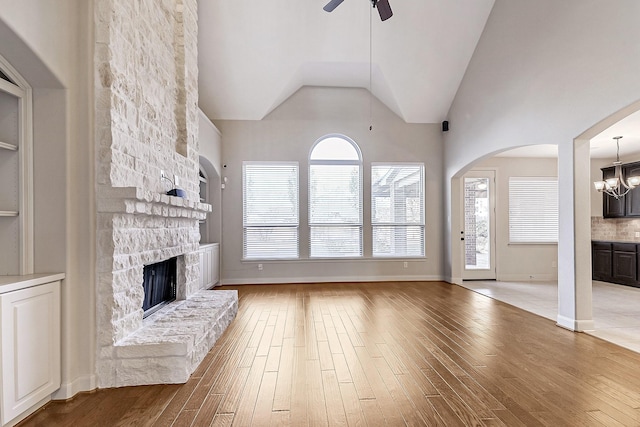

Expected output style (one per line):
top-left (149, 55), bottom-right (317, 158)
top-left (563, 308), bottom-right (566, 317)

top-left (142, 257), bottom-right (177, 318)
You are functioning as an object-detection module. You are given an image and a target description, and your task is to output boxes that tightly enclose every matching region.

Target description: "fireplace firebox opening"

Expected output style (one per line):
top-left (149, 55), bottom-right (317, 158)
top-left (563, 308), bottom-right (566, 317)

top-left (142, 257), bottom-right (177, 318)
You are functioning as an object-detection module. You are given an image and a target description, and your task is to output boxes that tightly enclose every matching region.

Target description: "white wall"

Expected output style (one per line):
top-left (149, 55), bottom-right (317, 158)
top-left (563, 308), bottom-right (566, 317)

top-left (217, 86), bottom-right (444, 284)
top-left (473, 157), bottom-right (558, 281)
top-left (0, 0), bottom-right (75, 87)
top-left (0, 0), bottom-right (96, 398)
top-left (446, 0), bottom-right (640, 178)
top-left (445, 0), bottom-right (640, 281)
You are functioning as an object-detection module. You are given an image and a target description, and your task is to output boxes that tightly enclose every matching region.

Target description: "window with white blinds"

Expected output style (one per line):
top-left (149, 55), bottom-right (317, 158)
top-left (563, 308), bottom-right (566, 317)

top-left (309, 136), bottom-right (362, 257)
top-left (371, 164), bottom-right (425, 257)
top-left (509, 177), bottom-right (558, 243)
top-left (243, 162), bottom-right (299, 259)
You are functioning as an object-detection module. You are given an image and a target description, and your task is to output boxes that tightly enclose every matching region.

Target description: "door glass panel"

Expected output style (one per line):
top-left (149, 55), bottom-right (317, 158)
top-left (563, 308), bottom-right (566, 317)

top-left (464, 177), bottom-right (490, 270)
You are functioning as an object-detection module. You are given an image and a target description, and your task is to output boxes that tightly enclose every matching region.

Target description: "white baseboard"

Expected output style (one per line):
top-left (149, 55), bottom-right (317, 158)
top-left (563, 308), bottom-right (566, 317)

top-left (221, 275), bottom-right (445, 286)
top-left (448, 277), bottom-right (463, 285)
top-left (557, 315), bottom-right (595, 332)
top-left (52, 374), bottom-right (97, 400)
top-left (498, 274), bottom-right (558, 282)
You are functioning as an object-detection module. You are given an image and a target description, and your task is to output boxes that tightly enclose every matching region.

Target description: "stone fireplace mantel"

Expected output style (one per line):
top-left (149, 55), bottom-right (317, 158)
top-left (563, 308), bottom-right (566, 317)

top-left (97, 186), bottom-right (211, 217)
top-left (95, 186), bottom-right (236, 388)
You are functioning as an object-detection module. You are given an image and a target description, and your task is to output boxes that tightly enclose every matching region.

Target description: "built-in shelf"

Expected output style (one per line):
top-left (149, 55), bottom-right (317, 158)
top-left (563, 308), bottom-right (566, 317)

top-left (0, 211), bottom-right (18, 217)
top-left (0, 141), bottom-right (17, 151)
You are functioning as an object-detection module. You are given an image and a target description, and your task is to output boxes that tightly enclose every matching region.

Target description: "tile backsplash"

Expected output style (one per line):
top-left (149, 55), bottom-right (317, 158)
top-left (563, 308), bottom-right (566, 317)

top-left (592, 216), bottom-right (640, 241)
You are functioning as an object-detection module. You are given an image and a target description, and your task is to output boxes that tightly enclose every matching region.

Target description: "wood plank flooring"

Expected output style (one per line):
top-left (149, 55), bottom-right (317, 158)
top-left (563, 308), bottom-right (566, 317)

top-left (19, 281), bottom-right (640, 426)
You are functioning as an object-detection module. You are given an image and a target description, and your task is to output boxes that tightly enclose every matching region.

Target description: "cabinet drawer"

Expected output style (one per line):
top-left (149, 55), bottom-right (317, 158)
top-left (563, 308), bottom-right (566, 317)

top-left (593, 242), bottom-right (612, 251)
top-left (613, 242), bottom-right (636, 252)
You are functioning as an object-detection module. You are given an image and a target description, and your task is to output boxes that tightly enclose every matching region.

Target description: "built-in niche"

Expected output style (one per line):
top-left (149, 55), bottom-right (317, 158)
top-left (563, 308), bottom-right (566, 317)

top-left (199, 167), bottom-right (208, 242)
top-left (0, 56), bottom-right (32, 276)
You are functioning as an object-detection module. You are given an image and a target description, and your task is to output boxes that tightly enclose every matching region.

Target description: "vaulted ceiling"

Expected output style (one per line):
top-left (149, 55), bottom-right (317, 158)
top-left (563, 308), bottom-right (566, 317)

top-left (197, 0), bottom-right (495, 123)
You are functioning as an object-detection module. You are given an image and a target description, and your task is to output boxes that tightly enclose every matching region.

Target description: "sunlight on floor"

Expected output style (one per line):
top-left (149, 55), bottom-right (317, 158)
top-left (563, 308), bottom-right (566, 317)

top-left (457, 280), bottom-right (640, 354)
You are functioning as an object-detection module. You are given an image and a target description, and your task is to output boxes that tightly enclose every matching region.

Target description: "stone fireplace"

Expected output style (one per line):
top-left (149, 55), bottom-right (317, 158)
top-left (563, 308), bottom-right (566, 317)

top-left (94, 0), bottom-right (236, 388)
top-left (95, 188), bottom-right (237, 388)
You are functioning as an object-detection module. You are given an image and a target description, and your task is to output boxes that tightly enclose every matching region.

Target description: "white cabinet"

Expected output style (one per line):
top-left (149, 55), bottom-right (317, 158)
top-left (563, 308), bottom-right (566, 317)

top-left (0, 275), bottom-right (62, 426)
top-left (199, 243), bottom-right (220, 289)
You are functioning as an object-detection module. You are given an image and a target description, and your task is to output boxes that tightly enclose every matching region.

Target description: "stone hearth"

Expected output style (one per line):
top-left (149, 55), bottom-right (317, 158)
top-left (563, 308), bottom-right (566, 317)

top-left (110, 289), bottom-right (237, 386)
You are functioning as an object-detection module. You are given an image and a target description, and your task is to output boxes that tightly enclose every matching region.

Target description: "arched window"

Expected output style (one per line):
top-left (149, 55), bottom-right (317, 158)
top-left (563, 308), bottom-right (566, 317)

top-left (309, 135), bottom-right (362, 257)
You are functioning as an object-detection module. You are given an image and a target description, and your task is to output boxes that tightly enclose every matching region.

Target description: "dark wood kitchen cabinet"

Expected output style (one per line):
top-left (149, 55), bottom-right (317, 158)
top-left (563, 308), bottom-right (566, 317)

top-left (625, 162), bottom-right (640, 216)
top-left (612, 243), bottom-right (637, 285)
top-left (592, 241), bottom-right (640, 288)
top-left (592, 241), bottom-right (612, 282)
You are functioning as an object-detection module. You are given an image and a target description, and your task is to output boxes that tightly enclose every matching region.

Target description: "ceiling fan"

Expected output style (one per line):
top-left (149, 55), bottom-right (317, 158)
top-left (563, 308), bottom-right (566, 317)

top-left (323, 0), bottom-right (393, 21)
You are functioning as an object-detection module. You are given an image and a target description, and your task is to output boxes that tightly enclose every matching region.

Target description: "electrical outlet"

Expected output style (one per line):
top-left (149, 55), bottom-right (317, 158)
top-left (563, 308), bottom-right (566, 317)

top-left (160, 170), bottom-right (166, 180)
top-left (258, 264), bottom-right (263, 271)
top-left (403, 261), bottom-right (408, 268)
top-left (174, 175), bottom-right (180, 187)
top-left (635, 231), bottom-right (640, 238)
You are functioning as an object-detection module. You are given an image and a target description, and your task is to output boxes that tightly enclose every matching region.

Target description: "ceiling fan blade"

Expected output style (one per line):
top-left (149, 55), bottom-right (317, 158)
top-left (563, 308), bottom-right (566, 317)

top-left (376, 0), bottom-right (393, 21)
top-left (323, 0), bottom-right (345, 12)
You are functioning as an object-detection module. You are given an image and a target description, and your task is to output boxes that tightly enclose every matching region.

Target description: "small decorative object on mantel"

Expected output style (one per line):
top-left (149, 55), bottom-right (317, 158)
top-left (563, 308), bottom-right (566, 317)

top-left (593, 136), bottom-right (640, 199)
top-left (166, 188), bottom-right (186, 198)
top-left (161, 172), bottom-right (186, 198)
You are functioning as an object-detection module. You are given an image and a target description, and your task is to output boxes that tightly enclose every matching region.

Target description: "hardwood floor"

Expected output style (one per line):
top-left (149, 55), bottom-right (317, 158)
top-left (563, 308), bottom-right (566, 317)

top-left (19, 281), bottom-right (640, 426)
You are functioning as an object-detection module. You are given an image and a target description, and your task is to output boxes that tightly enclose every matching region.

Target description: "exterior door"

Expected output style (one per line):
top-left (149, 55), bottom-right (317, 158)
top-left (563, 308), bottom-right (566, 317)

top-left (462, 170), bottom-right (496, 280)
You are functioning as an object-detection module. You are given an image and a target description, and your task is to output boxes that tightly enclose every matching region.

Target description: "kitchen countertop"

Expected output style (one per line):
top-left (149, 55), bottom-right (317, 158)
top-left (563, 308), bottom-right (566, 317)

top-left (0, 273), bottom-right (65, 294)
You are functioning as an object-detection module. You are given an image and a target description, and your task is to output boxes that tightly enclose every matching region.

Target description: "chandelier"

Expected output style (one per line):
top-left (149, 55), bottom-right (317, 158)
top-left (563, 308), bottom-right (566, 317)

top-left (593, 136), bottom-right (640, 199)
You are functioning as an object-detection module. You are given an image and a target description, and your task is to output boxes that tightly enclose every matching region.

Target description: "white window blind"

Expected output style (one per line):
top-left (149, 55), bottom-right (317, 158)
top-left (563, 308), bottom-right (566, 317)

top-left (509, 177), bottom-right (558, 243)
top-left (309, 136), bottom-right (362, 257)
top-left (371, 164), bottom-right (425, 257)
top-left (243, 162), bottom-right (299, 259)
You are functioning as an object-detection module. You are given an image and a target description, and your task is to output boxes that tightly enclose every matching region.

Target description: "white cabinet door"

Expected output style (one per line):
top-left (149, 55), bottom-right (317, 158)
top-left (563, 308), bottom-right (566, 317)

top-left (198, 249), bottom-right (206, 289)
top-left (199, 246), bottom-right (213, 290)
top-left (1, 281), bottom-right (61, 425)
top-left (203, 246), bottom-right (211, 288)
top-left (211, 243), bottom-right (219, 286)
top-left (198, 244), bottom-right (220, 289)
